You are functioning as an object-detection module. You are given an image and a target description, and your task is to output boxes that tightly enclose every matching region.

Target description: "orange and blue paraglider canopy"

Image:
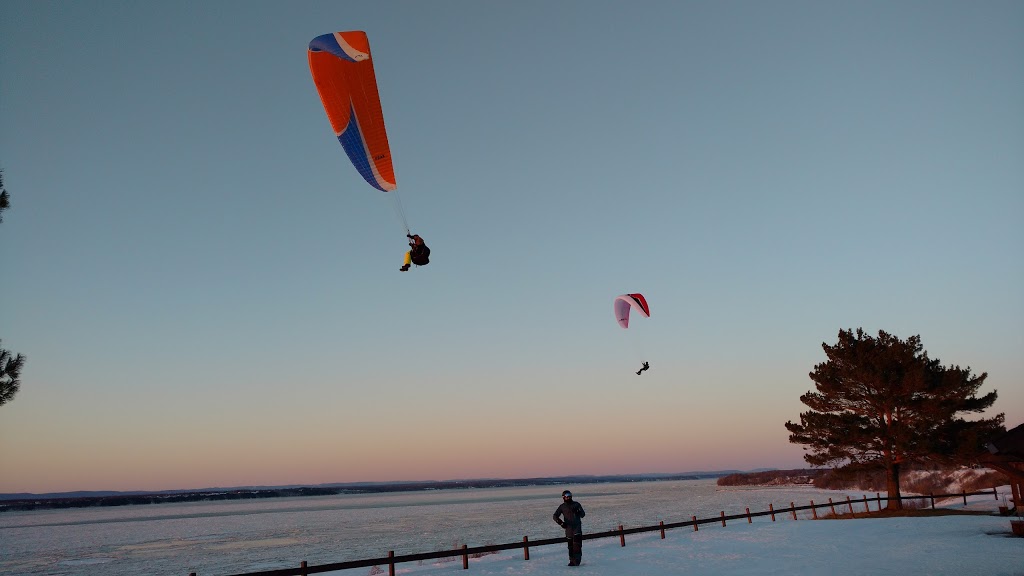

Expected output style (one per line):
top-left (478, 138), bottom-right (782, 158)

top-left (308, 31), bottom-right (396, 192)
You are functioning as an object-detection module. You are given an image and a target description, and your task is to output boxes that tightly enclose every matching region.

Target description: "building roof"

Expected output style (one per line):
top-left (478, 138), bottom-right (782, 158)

top-left (986, 422), bottom-right (1024, 458)
top-left (981, 422), bottom-right (1024, 483)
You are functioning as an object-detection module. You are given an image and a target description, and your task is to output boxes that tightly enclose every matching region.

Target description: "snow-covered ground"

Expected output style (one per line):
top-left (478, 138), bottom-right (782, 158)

top-left (393, 489), bottom-right (1024, 576)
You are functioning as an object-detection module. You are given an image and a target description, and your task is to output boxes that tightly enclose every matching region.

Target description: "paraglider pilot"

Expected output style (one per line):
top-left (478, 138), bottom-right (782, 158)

top-left (400, 234), bottom-right (430, 272)
top-left (636, 361), bottom-right (650, 376)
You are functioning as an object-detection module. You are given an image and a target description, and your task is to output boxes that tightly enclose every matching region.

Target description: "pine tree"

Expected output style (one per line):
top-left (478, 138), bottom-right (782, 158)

top-left (1, 169), bottom-right (27, 407)
top-left (785, 328), bottom-right (1004, 509)
top-left (0, 169), bottom-right (9, 223)
top-left (0, 341), bottom-right (25, 407)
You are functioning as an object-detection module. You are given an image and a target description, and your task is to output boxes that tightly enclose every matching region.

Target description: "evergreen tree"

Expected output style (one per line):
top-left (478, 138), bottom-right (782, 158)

top-left (785, 328), bottom-right (1004, 509)
top-left (0, 341), bottom-right (25, 407)
top-left (0, 169), bottom-right (9, 223)
top-left (1, 169), bottom-right (27, 407)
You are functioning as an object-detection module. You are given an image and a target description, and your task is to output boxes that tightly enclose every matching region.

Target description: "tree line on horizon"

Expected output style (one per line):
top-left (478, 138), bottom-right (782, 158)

top-left (717, 465), bottom-right (1008, 495)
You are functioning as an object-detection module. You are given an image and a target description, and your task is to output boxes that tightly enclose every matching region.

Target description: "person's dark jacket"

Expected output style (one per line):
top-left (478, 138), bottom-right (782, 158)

top-left (410, 243), bottom-right (430, 265)
top-left (553, 500), bottom-right (585, 535)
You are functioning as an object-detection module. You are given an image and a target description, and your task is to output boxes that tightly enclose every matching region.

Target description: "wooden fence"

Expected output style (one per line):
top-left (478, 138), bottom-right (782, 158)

top-left (188, 488), bottom-right (999, 576)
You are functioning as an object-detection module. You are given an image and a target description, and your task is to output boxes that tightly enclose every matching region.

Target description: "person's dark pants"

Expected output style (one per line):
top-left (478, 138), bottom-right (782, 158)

top-left (566, 531), bottom-right (583, 565)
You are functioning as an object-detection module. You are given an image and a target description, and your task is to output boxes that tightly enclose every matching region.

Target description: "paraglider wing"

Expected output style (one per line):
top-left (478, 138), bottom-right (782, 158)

top-left (614, 293), bottom-right (650, 329)
top-left (308, 31), bottom-right (396, 192)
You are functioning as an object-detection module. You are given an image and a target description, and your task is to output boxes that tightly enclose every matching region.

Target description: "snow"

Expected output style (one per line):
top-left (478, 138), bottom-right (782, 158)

top-left (394, 490), bottom-right (1024, 576)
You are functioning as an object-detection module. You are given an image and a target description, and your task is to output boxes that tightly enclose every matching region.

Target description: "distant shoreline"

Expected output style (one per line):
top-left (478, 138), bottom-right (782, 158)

top-left (0, 472), bottom-right (731, 512)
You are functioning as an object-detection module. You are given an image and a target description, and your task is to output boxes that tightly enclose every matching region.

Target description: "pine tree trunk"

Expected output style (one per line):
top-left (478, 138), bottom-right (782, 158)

top-left (886, 461), bottom-right (903, 510)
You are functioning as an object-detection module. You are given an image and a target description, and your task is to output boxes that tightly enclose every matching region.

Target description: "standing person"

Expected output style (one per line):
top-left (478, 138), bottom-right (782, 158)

top-left (400, 233), bottom-right (430, 272)
top-left (553, 490), bottom-right (585, 566)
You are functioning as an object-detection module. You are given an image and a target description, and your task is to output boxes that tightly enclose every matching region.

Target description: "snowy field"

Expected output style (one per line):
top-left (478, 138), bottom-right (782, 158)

top-left (385, 492), bottom-right (1024, 576)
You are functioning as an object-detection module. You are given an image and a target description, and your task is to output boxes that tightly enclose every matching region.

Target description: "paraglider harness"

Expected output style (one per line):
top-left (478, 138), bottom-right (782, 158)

top-left (408, 235), bottom-right (430, 266)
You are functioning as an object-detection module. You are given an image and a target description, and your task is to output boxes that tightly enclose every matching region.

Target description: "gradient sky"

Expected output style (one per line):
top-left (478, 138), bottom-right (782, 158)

top-left (1, 0), bottom-right (1021, 494)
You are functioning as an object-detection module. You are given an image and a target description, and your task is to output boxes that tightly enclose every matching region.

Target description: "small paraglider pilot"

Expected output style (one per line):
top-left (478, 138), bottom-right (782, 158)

top-left (636, 361), bottom-right (650, 376)
top-left (400, 233), bottom-right (430, 272)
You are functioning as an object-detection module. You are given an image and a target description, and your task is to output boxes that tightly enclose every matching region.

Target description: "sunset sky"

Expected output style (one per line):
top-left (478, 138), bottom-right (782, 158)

top-left (1, 0), bottom-right (1021, 494)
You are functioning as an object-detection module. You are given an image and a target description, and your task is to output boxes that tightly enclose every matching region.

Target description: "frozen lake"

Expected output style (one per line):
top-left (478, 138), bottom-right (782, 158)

top-left (0, 478), bottom-right (859, 576)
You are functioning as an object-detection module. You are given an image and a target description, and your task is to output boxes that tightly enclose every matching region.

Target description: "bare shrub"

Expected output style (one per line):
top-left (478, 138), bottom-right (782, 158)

top-left (431, 540), bottom-right (464, 565)
top-left (429, 540), bottom-right (500, 562)
top-left (902, 472), bottom-right (954, 495)
top-left (433, 549), bottom-right (457, 564)
top-left (901, 497), bottom-right (930, 510)
top-left (814, 469), bottom-right (886, 491)
top-left (470, 541), bottom-right (499, 559)
top-left (961, 470), bottom-right (1009, 492)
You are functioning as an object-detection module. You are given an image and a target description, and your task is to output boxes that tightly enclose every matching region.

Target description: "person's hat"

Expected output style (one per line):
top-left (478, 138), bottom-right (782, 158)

top-left (562, 490), bottom-right (572, 498)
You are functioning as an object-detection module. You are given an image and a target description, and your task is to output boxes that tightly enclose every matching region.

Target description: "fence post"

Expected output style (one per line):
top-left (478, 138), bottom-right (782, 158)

top-left (930, 493), bottom-right (935, 509)
top-left (829, 498), bottom-right (836, 516)
top-left (769, 503), bottom-right (775, 521)
top-left (619, 525), bottom-right (626, 547)
top-left (721, 511), bottom-right (727, 527)
top-left (746, 507), bottom-right (752, 524)
top-left (660, 520), bottom-right (665, 539)
top-left (462, 544), bottom-right (468, 569)
top-left (876, 492), bottom-right (882, 511)
top-left (962, 490), bottom-right (967, 506)
top-left (863, 495), bottom-right (870, 513)
top-left (791, 502), bottom-right (797, 521)
top-left (692, 515), bottom-right (698, 531)
top-left (388, 551), bottom-right (395, 576)
top-left (810, 501), bottom-right (817, 520)
top-left (846, 496), bottom-right (855, 516)
top-left (993, 487), bottom-right (998, 500)
top-left (300, 561), bottom-right (308, 576)
top-left (523, 536), bottom-right (529, 560)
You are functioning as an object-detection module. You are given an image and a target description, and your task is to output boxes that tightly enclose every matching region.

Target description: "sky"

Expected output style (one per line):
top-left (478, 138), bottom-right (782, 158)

top-left (1, 1), bottom-right (1022, 494)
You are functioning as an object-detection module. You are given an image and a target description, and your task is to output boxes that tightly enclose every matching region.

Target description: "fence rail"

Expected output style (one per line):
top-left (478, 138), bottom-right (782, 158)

top-left (189, 488), bottom-right (999, 576)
